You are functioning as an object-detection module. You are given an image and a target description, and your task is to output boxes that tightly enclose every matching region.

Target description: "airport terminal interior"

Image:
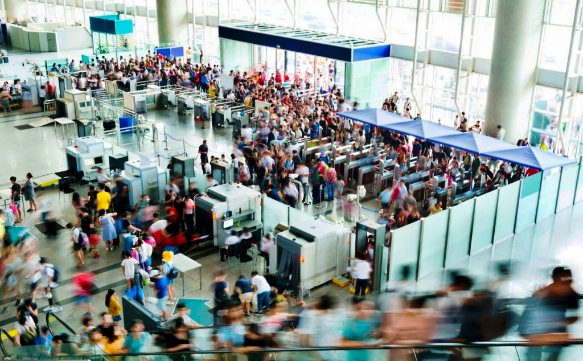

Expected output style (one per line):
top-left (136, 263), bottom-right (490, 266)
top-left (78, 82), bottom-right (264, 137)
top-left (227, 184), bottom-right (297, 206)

top-left (2, 0), bottom-right (583, 360)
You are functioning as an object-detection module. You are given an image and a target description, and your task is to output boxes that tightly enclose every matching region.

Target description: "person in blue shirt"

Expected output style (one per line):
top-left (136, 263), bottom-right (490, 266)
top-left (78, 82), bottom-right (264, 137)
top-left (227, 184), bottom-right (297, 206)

top-left (378, 181), bottom-right (394, 209)
top-left (149, 270), bottom-right (169, 320)
top-left (234, 275), bottom-right (254, 315)
top-left (310, 120), bottom-right (320, 139)
top-left (342, 298), bottom-right (380, 361)
top-left (123, 319), bottom-right (151, 357)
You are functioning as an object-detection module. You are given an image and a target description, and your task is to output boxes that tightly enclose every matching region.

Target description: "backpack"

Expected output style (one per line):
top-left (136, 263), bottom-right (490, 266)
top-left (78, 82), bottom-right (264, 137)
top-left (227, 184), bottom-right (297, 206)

top-left (77, 231), bottom-right (89, 248)
top-left (166, 266), bottom-right (179, 280)
top-left (46, 265), bottom-right (60, 284)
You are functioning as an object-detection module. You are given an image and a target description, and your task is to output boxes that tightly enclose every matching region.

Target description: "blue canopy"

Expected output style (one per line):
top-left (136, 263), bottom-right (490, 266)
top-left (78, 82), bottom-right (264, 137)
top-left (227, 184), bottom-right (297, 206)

top-left (337, 109), bottom-right (410, 127)
top-left (483, 146), bottom-right (577, 170)
top-left (429, 132), bottom-right (515, 155)
top-left (381, 118), bottom-right (458, 139)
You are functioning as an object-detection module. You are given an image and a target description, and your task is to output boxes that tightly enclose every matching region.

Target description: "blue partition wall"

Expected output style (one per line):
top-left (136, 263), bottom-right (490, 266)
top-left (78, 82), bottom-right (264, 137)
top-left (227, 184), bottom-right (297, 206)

top-left (418, 210), bottom-right (449, 279)
top-left (470, 190), bottom-right (498, 254)
top-left (445, 199), bottom-right (474, 268)
top-left (515, 172), bottom-right (542, 232)
top-left (389, 221), bottom-right (421, 281)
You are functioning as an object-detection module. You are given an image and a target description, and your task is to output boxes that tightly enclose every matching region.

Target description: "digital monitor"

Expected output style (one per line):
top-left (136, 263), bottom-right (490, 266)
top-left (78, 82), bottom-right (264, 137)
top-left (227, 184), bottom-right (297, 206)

top-left (84, 158), bottom-right (94, 166)
top-left (94, 156), bottom-right (103, 164)
top-left (223, 218), bottom-right (234, 229)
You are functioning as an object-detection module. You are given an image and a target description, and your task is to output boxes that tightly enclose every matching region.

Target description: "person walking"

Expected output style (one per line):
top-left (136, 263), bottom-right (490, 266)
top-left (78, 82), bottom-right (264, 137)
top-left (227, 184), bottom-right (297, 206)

top-left (9, 176), bottom-right (22, 223)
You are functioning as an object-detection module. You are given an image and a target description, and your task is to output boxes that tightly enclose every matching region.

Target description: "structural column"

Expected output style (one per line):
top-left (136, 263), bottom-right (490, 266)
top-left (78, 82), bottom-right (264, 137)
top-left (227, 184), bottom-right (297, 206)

top-left (4, 0), bottom-right (27, 22)
top-left (156, 0), bottom-right (189, 45)
top-left (484, 0), bottom-right (546, 142)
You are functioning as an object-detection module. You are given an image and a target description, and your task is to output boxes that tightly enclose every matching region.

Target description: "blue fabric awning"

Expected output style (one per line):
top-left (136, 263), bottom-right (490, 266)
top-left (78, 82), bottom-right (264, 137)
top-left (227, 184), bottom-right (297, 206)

top-left (483, 146), bottom-right (577, 170)
top-left (337, 109), bottom-right (410, 127)
top-left (381, 118), bottom-right (458, 139)
top-left (429, 132), bottom-right (515, 155)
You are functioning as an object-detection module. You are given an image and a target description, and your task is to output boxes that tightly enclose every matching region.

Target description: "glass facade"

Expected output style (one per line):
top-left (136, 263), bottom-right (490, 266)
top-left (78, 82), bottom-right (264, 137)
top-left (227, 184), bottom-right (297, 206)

top-left (16, 0), bottom-right (583, 154)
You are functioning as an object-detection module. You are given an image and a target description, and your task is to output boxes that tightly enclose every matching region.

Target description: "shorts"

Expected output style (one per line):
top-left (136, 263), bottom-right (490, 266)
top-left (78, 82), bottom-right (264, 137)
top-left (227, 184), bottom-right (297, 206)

top-left (156, 296), bottom-right (168, 312)
top-left (113, 315), bottom-right (122, 322)
top-left (73, 243), bottom-right (84, 252)
top-left (240, 292), bottom-right (253, 304)
top-left (75, 295), bottom-right (91, 305)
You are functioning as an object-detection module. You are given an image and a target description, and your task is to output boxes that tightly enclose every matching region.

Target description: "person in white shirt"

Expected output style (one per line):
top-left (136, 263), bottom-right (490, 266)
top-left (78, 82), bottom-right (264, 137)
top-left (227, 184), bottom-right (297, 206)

top-left (241, 125), bottom-right (253, 141)
top-left (221, 230), bottom-right (240, 262)
top-left (121, 251), bottom-right (139, 289)
top-left (203, 162), bottom-right (212, 175)
top-left (493, 125), bottom-right (506, 141)
top-left (351, 253), bottom-right (372, 298)
top-left (251, 271), bottom-right (271, 313)
top-left (259, 234), bottom-right (274, 272)
top-left (39, 257), bottom-right (63, 313)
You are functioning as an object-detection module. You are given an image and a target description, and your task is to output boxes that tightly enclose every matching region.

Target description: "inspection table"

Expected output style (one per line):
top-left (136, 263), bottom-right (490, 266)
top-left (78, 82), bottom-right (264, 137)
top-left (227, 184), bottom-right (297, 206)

top-left (172, 253), bottom-right (202, 296)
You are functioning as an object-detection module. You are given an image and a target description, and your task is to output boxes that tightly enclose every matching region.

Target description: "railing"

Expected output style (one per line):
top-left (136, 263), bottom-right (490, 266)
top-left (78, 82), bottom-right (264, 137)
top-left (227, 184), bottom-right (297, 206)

top-left (6, 339), bottom-right (583, 360)
top-left (0, 327), bottom-right (14, 359)
top-left (45, 311), bottom-right (77, 336)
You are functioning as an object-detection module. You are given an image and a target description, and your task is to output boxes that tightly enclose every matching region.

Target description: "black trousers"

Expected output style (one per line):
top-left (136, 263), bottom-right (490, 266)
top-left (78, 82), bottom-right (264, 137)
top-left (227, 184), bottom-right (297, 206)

top-left (354, 278), bottom-right (368, 297)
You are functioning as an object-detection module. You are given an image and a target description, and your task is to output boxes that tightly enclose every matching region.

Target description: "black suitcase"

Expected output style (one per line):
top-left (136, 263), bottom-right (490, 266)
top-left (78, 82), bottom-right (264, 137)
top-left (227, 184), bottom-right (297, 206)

top-left (103, 120), bottom-right (116, 131)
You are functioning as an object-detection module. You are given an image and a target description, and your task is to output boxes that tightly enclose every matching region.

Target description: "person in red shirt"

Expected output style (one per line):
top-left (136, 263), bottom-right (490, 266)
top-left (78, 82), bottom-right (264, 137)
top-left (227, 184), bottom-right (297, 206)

top-left (45, 81), bottom-right (55, 99)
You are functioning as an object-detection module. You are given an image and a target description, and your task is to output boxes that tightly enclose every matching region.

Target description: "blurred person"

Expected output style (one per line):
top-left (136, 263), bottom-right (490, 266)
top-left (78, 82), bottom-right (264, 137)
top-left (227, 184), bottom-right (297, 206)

top-left (162, 302), bottom-right (201, 330)
top-left (259, 233), bottom-right (274, 273)
top-left (161, 251), bottom-right (178, 304)
top-left (351, 252), bottom-right (372, 299)
top-left (216, 302), bottom-right (247, 350)
top-left (519, 266), bottom-right (579, 361)
top-left (212, 270), bottom-right (230, 325)
top-left (71, 272), bottom-right (96, 316)
top-left (297, 294), bottom-right (344, 359)
top-left (164, 317), bottom-right (192, 358)
top-left (123, 319), bottom-right (151, 360)
top-left (341, 298), bottom-right (380, 361)
top-left (149, 270), bottom-right (169, 320)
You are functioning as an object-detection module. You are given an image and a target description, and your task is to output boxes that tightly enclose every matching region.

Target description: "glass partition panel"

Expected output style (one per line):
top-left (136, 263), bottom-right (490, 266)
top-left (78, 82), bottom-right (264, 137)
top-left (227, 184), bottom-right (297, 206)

top-left (445, 199), bottom-right (474, 267)
top-left (493, 181), bottom-right (520, 242)
top-left (515, 172), bottom-right (542, 232)
top-left (389, 221), bottom-right (421, 281)
top-left (536, 169), bottom-right (561, 222)
top-left (289, 207), bottom-right (315, 228)
top-left (574, 158), bottom-right (583, 203)
top-left (556, 164), bottom-right (579, 212)
top-left (418, 210), bottom-right (449, 279)
top-left (470, 189), bottom-right (498, 254)
top-left (262, 197), bottom-right (289, 234)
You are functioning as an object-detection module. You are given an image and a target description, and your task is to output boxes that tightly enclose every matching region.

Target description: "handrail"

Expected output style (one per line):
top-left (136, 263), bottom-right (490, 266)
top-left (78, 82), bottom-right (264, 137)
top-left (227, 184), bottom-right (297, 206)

top-left (9, 338), bottom-right (583, 360)
top-left (0, 327), bottom-right (14, 359)
top-left (45, 311), bottom-right (77, 336)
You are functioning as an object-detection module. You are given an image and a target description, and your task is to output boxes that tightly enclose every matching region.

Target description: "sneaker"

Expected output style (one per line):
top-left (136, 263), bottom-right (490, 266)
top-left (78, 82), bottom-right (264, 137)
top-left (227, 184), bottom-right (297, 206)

top-left (166, 300), bottom-right (175, 305)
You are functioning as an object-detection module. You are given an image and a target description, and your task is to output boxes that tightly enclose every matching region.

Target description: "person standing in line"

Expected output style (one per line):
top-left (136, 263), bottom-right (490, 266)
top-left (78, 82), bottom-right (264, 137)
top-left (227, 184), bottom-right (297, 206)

top-left (351, 253), bottom-right (372, 299)
top-left (198, 140), bottom-right (209, 165)
top-left (183, 194), bottom-right (195, 237)
top-left (9, 176), bottom-right (22, 223)
top-left (96, 183), bottom-right (111, 213)
top-left (121, 251), bottom-right (138, 290)
top-left (251, 271), bottom-right (271, 314)
top-left (23, 173), bottom-right (37, 212)
top-left (492, 125), bottom-right (506, 141)
top-left (99, 210), bottom-right (117, 252)
top-left (259, 234), bottom-right (274, 273)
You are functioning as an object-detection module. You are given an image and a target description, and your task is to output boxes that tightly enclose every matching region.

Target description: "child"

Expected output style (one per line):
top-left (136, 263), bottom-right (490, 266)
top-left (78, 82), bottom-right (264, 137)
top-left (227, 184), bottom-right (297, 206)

top-left (105, 289), bottom-right (122, 322)
top-left (121, 251), bottom-right (138, 290)
top-left (88, 230), bottom-right (101, 259)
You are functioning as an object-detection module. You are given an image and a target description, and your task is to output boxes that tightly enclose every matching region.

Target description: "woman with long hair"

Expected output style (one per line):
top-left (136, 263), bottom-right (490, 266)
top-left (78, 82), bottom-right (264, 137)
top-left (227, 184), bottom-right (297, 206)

top-left (105, 289), bottom-right (122, 322)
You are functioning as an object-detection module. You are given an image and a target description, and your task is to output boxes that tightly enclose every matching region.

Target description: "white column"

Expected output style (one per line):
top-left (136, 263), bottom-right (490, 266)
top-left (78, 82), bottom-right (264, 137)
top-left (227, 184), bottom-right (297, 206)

top-left (4, 0), bottom-right (27, 21)
top-left (156, 0), bottom-right (188, 45)
top-left (484, 0), bottom-right (546, 142)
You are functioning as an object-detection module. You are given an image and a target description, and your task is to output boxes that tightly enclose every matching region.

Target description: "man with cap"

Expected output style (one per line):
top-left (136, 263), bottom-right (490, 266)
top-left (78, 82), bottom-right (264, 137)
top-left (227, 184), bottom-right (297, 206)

top-left (149, 269), bottom-right (169, 320)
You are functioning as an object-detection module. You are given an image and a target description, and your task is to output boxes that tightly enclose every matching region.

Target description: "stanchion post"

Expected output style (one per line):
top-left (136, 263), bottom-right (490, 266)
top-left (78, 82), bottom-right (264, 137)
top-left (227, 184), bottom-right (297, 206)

top-left (164, 124), bottom-right (169, 150)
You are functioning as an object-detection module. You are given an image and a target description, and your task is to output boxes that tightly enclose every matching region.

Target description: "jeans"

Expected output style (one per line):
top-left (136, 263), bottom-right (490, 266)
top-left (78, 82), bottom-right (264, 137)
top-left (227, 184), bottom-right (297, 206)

top-left (301, 182), bottom-right (311, 203)
top-left (256, 291), bottom-right (270, 312)
top-left (326, 183), bottom-right (335, 200)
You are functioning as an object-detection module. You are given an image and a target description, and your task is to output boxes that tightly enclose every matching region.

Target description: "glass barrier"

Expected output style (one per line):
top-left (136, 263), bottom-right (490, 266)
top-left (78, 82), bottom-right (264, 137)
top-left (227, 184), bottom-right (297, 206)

top-left (444, 198), bottom-right (474, 268)
top-left (470, 189), bottom-right (498, 254)
top-left (262, 196), bottom-right (290, 234)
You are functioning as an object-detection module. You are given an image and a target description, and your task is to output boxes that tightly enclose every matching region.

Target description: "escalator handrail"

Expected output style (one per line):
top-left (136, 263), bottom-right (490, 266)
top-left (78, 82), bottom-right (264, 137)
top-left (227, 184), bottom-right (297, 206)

top-left (45, 311), bottom-right (76, 336)
top-left (0, 327), bottom-right (15, 358)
